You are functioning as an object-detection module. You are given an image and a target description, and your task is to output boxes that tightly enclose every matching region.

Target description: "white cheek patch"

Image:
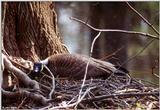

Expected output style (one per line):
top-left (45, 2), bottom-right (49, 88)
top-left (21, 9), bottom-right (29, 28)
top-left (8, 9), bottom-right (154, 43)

top-left (34, 67), bottom-right (39, 72)
top-left (40, 58), bottom-right (49, 65)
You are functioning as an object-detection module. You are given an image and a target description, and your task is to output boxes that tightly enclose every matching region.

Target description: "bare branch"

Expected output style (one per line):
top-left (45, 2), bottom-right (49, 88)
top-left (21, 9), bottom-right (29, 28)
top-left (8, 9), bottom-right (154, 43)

top-left (153, 73), bottom-right (160, 78)
top-left (126, 2), bottom-right (159, 35)
top-left (76, 32), bottom-right (101, 106)
top-left (100, 46), bottom-right (124, 60)
top-left (43, 65), bottom-right (55, 99)
top-left (49, 87), bottom-right (96, 109)
top-left (70, 17), bottom-right (159, 40)
top-left (120, 38), bottom-right (155, 67)
top-left (82, 92), bottom-right (159, 103)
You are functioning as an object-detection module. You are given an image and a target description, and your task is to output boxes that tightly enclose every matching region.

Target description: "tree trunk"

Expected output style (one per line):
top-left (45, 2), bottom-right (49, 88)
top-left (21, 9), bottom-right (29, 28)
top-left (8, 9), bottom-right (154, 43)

top-left (2, 2), bottom-right (68, 95)
top-left (3, 2), bottom-right (68, 62)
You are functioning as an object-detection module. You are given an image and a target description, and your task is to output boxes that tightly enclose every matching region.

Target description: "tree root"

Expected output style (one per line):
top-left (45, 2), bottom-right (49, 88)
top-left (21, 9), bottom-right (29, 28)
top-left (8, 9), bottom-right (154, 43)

top-left (2, 53), bottom-right (39, 90)
top-left (2, 89), bottom-right (50, 105)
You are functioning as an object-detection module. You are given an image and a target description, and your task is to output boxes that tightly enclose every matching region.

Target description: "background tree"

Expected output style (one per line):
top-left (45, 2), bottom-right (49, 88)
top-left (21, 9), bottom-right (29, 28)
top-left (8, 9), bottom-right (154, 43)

top-left (89, 2), bottom-right (128, 66)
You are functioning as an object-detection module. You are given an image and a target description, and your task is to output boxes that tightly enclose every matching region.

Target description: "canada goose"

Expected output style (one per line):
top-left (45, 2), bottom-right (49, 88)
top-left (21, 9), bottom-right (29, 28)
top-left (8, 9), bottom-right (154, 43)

top-left (32, 53), bottom-right (129, 79)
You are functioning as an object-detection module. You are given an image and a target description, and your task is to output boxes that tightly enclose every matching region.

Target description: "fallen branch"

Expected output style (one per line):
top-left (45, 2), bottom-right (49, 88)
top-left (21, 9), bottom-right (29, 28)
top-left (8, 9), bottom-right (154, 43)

top-left (70, 17), bottom-right (159, 40)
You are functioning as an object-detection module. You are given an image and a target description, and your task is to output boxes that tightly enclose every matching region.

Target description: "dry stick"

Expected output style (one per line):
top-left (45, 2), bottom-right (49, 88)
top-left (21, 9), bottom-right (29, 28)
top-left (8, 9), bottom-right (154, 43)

top-left (100, 46), bottom-right (124, 60)
top-left (49, 86), bottom-right (96, 109)
top-left (87, 92), bottom-right (99, 108)
top-left (18, 97), bottom-right (27, 109)
top-left (126, 2), bottom-right (159, 35)
top-left (43, 65), bottom-right (55, 99)
top-left (67, 95), bottom-right (79, 105)
top-left (75, 86), bottom-right (96, 108)
top-left (70, 17), bottom-right (159, 40)
top-left (135, 78), bottom-right (159, 86)
top-left (119, 38), bottom-right (155, 68)
top-left (82, 92), bottom-right (159, 103)
top-left (75, 32), bottom-right (101, 108)
top-left (153, 73), bottom-right (160, 78)
top-left (36, 54), bottom-right (55, 99)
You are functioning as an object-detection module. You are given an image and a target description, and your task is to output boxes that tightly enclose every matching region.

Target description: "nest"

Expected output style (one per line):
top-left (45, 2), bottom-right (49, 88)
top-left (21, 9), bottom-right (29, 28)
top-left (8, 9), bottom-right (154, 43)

top-left (3, 72), bottom-right (159, 109)
top-left (2, 54), bottom-right (159, 109)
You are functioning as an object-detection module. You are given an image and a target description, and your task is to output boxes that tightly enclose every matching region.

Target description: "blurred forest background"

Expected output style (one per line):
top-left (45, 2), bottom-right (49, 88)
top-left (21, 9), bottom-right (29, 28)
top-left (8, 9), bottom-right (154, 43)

top-left (55, 2), bottom-right (159, 84)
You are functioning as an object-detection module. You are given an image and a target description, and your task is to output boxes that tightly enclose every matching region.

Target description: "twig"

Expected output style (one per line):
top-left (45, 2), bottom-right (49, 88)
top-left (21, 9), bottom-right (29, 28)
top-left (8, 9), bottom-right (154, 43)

top-left (135, 78), bottom-right (159, 87)
top-left (126, 2), bottom-right (159, 35)
top-left (76, 32), bottom-right (101, 106)
top-left (67, 95), bottom-right (78, 105)
top-left (39, 104), bottom-right (52, 110)
top-left (49, 86), bottom-right (96, 109)
top-left (38, 83), bottom-right (51, 91)
top-left (70, 17), bottom-right (159, 40)
top-left (18, 97), bottom-right (27, 109)
top-left (82, 92), bottom-right (159, 103)
top-left (87, 92), bottom-right (99, 108)
top-left (120, 38), bottom-right (155, 67)
top-left (44, 65), bottom-right (55, 99)
top-left (153, 73), bottom-right (160, 79)
top-left (100, 46), bottom-right (124, 60)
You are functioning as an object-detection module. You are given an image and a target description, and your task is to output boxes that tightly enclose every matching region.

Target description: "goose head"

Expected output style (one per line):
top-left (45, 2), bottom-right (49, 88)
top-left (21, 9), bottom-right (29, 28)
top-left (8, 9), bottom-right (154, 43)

top-left (33, 57), bottom-right (49, 73)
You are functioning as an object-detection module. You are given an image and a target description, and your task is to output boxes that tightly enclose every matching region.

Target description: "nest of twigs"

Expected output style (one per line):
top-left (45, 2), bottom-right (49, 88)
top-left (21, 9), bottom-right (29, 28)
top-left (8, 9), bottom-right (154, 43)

top-left (3, 71), bottom-right (159, 109)
top-left (2, 54), bottom-right (159, 109)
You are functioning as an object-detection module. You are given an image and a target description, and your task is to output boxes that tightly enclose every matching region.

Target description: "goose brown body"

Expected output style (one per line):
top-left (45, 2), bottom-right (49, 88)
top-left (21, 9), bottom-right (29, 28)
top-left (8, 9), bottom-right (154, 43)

top-left (45, 54), bottom-right (118, 79)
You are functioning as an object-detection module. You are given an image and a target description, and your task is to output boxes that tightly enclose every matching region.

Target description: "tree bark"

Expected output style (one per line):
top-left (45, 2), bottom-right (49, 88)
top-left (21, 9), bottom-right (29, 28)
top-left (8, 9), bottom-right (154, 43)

top-left (2, 2), bottom-right (68, 103)
top-left (3, 2), bottom-right (68, 62)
